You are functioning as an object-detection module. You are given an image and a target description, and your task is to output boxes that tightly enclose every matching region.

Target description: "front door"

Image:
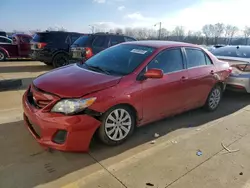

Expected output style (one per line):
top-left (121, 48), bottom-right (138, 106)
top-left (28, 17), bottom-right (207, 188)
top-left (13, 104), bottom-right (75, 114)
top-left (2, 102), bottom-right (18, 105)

top-left (19, 36), bottom-right (31, 56)
top-left (184, 47), bottom-right (217, 109)
top-left (141, 48), bottom-right (189, 123)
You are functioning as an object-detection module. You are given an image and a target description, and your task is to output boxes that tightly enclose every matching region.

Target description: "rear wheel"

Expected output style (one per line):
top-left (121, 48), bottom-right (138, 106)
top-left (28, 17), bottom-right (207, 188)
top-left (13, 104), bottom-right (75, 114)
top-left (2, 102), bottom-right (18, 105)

top-left (204, 85), bottom-right (222, 111)
top-left (52, 53), bottom-right (69, 68)
top-left (0, 51), bottom-right (6, 61)
top-left (98, 105), bottom-right (135, 146)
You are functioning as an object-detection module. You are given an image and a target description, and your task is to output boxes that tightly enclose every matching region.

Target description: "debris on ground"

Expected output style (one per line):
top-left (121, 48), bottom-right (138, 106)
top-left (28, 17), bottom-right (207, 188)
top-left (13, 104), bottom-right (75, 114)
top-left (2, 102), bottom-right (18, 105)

top-left (171, 140), bottom-right (178, 144)
top-left (221, 143), bottom-right (240, 153)
top-left (154, 133), bottom-right (160, 138)
top-left (146, 182), bottom-right (154, 186)
top-left (150, 140), bottom-right (156, 144)
top-left (196, 128), bottom-right (201, 131)
top-left (196, 150), bottom-right (202, 156)
top-left (239, 172), bottom-right (243, 175)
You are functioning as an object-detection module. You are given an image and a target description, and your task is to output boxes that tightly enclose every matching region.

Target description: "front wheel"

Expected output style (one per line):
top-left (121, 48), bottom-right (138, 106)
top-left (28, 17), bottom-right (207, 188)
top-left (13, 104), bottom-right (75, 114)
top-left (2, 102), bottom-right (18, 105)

top-left (0, 51), bottom-right (6, 61)
top-left (98, 106), bottom-right (135, 146)
top-left (204, 85), bottom-right (222, 112)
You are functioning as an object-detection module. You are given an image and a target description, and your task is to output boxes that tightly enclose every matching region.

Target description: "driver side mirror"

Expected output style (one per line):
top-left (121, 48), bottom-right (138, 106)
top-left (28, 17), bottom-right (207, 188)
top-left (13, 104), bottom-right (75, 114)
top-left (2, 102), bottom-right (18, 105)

top-left (144, 68), bottom-right (164, 79)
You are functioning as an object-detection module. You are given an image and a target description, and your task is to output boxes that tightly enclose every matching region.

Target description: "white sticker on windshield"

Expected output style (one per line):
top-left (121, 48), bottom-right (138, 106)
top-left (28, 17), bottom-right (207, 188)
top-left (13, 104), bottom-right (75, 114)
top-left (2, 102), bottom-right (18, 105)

top-left (130, 49), bottom-right (147, 54)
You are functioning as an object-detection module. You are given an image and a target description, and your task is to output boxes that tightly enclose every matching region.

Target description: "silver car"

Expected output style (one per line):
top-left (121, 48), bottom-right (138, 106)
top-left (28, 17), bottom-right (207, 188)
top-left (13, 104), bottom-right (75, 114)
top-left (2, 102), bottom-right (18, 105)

top-left (212, 46), bottom-right (250, 93)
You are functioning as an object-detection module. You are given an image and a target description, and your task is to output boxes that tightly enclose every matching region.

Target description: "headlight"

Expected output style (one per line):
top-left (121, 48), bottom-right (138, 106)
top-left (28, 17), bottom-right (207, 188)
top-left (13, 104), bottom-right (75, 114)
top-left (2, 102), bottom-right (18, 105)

top-left (51, 97), bottom-right (96, 115)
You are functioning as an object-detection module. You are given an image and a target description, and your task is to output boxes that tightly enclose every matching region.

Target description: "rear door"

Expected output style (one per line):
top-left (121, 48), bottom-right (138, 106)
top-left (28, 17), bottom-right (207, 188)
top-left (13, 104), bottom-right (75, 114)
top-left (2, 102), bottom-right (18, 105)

top-left (91, 35), bottom-right (109, 54)
top-left (184, 47), bottom-right (217, 109)
top-left (141, 48), bottom-right (189, 123)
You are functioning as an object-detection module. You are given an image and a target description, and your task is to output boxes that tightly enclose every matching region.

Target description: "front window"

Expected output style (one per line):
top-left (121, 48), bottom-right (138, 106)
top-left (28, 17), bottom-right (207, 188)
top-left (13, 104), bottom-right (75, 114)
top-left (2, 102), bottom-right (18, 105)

top-left (78, 44), bottom-right (156, 76)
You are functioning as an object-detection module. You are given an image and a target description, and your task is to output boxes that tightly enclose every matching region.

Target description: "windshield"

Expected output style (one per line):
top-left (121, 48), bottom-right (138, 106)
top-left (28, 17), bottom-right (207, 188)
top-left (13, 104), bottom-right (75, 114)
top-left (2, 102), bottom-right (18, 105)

top-left (212, 46), bottom-right (250, 58)
top-left (73, 35), bottom-right (92, 46)
top-left (79, 44), bottom-right (155, 75)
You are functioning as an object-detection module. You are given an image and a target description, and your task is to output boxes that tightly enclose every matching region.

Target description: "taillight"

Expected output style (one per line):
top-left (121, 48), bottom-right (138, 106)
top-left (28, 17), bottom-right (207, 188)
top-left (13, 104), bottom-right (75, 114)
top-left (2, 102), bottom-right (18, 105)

top-left (231, 64), bottom-right (250, 72)
top-left (37, 42), bottom-right (47, 49)
top-left (85, 47), bottom-right (93, 59)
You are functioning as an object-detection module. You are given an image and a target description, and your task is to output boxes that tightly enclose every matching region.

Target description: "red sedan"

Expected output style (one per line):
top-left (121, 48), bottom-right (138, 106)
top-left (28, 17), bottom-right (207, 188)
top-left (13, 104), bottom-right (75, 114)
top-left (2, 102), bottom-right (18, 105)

top-left (22, 41), bottom-right (231, 152)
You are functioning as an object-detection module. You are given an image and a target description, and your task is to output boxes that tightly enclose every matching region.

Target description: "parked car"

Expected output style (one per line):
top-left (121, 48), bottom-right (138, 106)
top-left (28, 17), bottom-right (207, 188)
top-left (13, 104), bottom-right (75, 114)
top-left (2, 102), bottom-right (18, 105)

top-left (69, 32), bottom-right (136, 63)
top-left (0, 36), bottom-right (12, 44)
top-left (0, 34), bottom-right (32, 61)
top-left (0, 31), bottom-right (7, 37)
top-left (22, 41), bottom-right (231, 152)
top-left (212, 45), bottom-right (250, 93)
top-left (30, 31), bottom-right (84, 67)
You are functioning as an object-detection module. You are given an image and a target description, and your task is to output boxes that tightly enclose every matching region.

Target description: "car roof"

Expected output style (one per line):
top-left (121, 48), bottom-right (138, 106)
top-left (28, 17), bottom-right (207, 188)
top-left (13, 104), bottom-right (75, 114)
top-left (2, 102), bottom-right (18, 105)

top-left (90, 32), bottom-right (136, 38)
top-left (123, 40), bottom-right (198, 49)
top-left (37, 31), bottom-right (84, 35)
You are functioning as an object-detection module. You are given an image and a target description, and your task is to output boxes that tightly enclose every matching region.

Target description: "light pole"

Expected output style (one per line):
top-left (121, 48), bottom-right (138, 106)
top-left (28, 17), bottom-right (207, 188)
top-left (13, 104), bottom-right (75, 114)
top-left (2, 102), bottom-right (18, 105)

top-left (154, 22), bottom-right (162, 40)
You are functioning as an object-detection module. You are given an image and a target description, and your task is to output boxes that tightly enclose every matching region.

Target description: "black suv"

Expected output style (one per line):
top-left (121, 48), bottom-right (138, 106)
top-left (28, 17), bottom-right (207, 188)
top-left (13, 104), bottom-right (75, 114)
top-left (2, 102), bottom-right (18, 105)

top-left (69, 32), bottom-right (136, 62)
top-left (30, 31), bottom-right (83, 67)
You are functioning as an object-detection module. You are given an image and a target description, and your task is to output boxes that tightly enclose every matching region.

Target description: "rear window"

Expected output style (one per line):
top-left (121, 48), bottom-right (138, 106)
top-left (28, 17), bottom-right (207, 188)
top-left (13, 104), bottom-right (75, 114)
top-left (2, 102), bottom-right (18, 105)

top-left (0, 31), bottom-right (6, 37)
top-left (73, 35), bottom-right (92, 46)
top-left (212, 46), bottom-right (250, 58)
top-left (32, 32), bottom-right (67, 43)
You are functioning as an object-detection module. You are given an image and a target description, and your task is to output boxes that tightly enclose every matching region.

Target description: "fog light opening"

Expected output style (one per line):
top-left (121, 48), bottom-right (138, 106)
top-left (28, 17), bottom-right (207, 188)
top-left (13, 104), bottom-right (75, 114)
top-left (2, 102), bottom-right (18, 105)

top-left (52, 130), bottom-right (67, 144)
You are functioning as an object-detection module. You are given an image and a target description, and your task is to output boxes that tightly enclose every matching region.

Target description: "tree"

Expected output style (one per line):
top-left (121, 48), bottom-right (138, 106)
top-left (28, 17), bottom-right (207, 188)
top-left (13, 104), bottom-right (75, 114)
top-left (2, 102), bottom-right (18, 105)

top-left (171, 26), bottom-right (185, 41)
top-left (114, 28), bottom-right (123, 34)
top-left (124, 27), bottom-right (134, 37)
top-left (243, 26), bottom-right (250, 45)
top-left (214, 23), bottom-right (225, 44)
top-left (160, 28), bottom-right (170, 39)
top-left (202, 24), bottom-right (215, 45)
top-left (221, 25), bottom-right (238, 44)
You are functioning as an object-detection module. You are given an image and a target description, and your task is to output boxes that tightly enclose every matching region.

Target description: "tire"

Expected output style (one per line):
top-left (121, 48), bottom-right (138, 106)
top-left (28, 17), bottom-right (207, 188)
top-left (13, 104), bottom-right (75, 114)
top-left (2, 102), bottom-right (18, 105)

top-left (0, 50), bottom-right (6, 61)
top-left (204, 85), bottom-right (222, 112)
top-left (98, 105), bottom-right (136, 146)
top-left (52, 53), bottom-right (69, 68)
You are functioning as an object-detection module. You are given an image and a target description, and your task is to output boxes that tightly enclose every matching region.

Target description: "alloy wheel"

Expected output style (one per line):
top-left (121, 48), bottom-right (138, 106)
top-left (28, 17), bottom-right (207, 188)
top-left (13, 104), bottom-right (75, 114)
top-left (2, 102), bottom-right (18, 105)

top-left (208, 88), bottom-right (221, 110)
top-left (0, 52), bottom-right (5, 61)
top-left (104, 108), bottom-right (132, 141)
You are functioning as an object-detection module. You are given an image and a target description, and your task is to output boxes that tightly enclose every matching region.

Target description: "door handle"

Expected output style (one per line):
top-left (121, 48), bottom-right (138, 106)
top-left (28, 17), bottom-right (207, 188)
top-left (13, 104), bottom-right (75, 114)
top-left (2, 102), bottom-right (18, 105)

top-left (181, 76), bottom-right (188, 81)
top-left (210, 70), bottom-right (215, 75)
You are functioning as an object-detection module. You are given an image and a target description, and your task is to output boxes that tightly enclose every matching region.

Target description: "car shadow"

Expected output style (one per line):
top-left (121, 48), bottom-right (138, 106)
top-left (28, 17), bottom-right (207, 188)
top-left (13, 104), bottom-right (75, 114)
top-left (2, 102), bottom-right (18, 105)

top-left (0, 91), bottom-right (249, 188)
top-left (5, 59), bottom-right (33, 62)
top-left (0, 77), bottom-right (38, 92)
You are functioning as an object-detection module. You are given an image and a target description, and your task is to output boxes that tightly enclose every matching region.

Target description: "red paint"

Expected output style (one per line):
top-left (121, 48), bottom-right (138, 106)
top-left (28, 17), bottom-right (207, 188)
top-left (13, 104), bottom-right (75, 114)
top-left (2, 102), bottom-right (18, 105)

top-left (22, 41), bottom-right (230, 152)
top-left (0, 34), bottom-right (32, 58)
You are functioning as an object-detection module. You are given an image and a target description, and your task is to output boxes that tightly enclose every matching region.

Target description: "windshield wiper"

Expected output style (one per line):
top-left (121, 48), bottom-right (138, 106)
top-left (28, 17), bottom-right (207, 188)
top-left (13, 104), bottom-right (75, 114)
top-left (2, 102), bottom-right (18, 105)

top-left (85, 64), bottom-right (111, 75)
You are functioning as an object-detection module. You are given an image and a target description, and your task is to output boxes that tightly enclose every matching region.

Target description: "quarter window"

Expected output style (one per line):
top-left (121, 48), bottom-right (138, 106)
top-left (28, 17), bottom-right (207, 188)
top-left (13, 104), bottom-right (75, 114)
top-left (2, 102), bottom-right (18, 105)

top-left (124, 37), bottom-right (136, 42)
top-left (185, 48), bottom-right (208, 68)
top-left (92, 36), bottom-right (107, 48)
top-left (110, 36), bottom-right (124, 46)
top-left (147, 48), bottom-right (184, 73)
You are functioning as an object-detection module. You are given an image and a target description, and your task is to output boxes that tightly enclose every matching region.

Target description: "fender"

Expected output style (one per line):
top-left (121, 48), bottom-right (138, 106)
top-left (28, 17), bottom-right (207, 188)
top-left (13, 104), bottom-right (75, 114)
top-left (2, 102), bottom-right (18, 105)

top-left (0, 47), bottom-right (10, 57)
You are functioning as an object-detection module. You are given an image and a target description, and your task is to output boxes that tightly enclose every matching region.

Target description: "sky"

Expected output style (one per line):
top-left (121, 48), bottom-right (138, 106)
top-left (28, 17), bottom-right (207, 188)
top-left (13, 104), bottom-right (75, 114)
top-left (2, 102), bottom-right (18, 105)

top-left (0, 0), bottom-right (249, 33)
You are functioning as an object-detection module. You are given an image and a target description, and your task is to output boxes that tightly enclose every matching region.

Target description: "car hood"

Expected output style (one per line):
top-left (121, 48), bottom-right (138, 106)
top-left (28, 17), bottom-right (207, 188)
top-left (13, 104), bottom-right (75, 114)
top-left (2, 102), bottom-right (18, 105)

top-left (33, 64), bottom-right (121, 98)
